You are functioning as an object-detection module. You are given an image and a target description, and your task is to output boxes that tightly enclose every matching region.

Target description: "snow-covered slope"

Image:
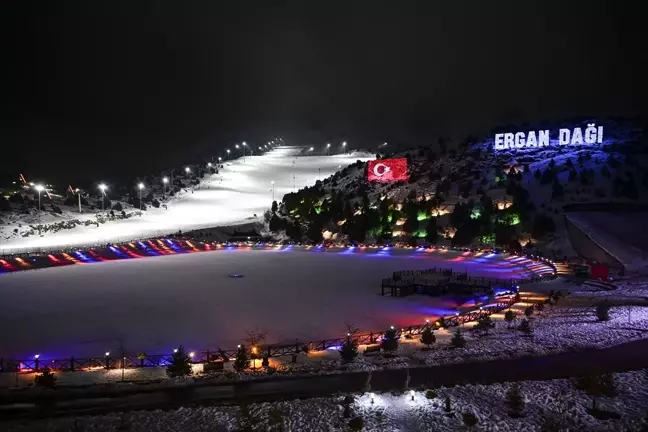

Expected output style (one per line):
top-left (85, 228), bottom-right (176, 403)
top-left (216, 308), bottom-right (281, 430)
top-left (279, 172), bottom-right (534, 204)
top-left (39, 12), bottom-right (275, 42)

top-left (0, 147), bottom-right (373, 254)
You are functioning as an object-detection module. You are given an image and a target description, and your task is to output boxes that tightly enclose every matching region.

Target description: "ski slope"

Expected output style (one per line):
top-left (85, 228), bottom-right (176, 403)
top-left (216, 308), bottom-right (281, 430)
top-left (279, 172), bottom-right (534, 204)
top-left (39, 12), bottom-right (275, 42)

top-left (0, 147), bottom-right (373, 254)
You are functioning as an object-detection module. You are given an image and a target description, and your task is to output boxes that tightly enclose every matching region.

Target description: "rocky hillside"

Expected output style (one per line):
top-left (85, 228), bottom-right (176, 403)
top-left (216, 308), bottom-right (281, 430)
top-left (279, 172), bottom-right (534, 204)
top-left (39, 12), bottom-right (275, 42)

top-left (269, 119), bottom-right (648, 256)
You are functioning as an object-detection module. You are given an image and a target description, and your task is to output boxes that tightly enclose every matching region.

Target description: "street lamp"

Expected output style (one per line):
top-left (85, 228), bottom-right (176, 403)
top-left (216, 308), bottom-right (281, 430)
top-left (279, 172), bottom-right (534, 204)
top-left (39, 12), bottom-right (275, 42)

top-left (34, 184), bottom-right (44, 211)
top-left (226, 149), bottom-right (230, 160)
top-left (162, 177), bottom-right (169, 194)
top-left (138, 183), bottom-right (144, 213)
top-left (342, 141), bottom-right (347, 149)
top-left (75, 188), bottom-right (82, 213)
top-left (271, 180), bottom-right (275, 202)
top-left (98, 184), bottom-right (107, 213)
top-left (308, 147), bottom-right (314, 152)
top-left (207, 162), bottom-right (212, 168)
top-left (185, 167), bottom-right (191, 174)
top-left (326, 143), bottom-right (330, 156)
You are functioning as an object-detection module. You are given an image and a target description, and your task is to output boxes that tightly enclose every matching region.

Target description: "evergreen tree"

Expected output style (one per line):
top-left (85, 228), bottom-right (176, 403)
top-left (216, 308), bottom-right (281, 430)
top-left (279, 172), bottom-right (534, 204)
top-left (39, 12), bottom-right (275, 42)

top-left (420, 325), bottom-right (436, 349)
top-left (568, 168), bottom-right (578, 182)
top-left (425, 218), bottom-right (438, 243)
top-left (574, 373), bottom-right (616, 410)
top-left (601, 165), bottom-right (611, 178)
top-left (506, 384), bottom-right (525, 417)
top-left (504, 310), bottom-right (516, 329)
top-left (596, 301), bottom-right (611, 321)
top-left (340, 336), bottom-right (359, 363)
top-left (271, 201), bottom-right (278, 213)
top-left (524, 306), bottom-right (534, 318)
top-left (462, 412), bottom-right (478, 429)
top-left (233, 345), bottom-right (250, 372)
top-left (451, 328), bottom-right (467, 348)
top-left (381, 327), bottom-right (399, 353)
top-left (166, 345), bottom-right (193, 377)
top-left (534, 169), bottom-right (541, 180)
top-left (474, 315), bottom-right (495, 336)
top-left (518, 318), bottom-right (533, 336)
top-left (34, 367), bottom-right (57, 388)
top-left (551, 180), bottom-right (564, 199)
top-left (444, 396), bottom-right (452, 412)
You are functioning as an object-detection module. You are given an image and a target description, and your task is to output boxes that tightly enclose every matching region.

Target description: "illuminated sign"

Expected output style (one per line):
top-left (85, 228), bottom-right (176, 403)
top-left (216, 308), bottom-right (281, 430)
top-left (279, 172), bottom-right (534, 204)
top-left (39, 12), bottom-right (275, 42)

top-left (494, 124), bottom-right (604, 150)
top-left (367, 158), bottom-right (408, 182)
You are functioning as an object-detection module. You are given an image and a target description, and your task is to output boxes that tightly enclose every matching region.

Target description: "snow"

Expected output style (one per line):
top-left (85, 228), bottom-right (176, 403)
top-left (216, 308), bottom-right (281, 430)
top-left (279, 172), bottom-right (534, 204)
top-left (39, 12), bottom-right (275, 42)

top-left (0, 147), bottom-right (374, 254)
top-left (566, 212), bottom-right (648, 272)
top-left (6, 369), bottom-right (648, 431)
top-left (0, 248), bottom-right (549, 360)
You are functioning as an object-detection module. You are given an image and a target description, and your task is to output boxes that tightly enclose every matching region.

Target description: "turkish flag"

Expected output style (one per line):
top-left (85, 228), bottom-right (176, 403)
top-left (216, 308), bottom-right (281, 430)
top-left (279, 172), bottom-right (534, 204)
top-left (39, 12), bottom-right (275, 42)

top-left (367, 158), bottom-right (408, 182)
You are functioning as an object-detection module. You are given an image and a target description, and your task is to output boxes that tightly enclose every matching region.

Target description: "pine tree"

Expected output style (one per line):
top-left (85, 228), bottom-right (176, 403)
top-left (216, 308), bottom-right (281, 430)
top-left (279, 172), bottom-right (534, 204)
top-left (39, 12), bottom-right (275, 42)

top-left (504, 309), bottom-right (516, 329)
top-left (420, 326), bottom-right (436, 349)
top-left (474, 315), bottom-right (495, 336)
top-left (166, 345), bottom-right (193, 377)
top-left (524, 306), bottom-right (534, 318)
top-left (574, 373), bottom-right (616, 410)
top-left (506, 384), bottom-right (525, 417)
top-left (340, 337), bottom-right (359, 363)
top-left (233, 345), bottom-right (250, 372)
top-left (596, 301), bottom-right (611, 322)
top-left (451, 328), bottom-right (467, 348)
top-left (381, 327), bottom-right (399, 353)
top-left (34, 367), bottom-right (57, 388)
top-left (462, 412), bottom-right (478, 428)
top-left (518, 318), bottom-right (533, 336)
top-left (444, 396), bottom-right (452, 412)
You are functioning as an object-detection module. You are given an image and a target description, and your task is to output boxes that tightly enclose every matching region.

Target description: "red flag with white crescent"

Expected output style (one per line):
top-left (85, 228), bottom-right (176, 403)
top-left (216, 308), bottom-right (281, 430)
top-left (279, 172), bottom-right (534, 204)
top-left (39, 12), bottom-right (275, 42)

top-left (367, 158), bottom-right (408, 182)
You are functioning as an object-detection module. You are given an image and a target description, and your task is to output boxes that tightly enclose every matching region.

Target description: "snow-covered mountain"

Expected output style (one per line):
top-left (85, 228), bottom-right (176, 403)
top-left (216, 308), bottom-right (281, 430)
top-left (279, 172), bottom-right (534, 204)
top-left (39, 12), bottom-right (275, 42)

top-left (270, 119), bottom-right (648, 256)
top-left (0, 147), bottom-right (374, 254)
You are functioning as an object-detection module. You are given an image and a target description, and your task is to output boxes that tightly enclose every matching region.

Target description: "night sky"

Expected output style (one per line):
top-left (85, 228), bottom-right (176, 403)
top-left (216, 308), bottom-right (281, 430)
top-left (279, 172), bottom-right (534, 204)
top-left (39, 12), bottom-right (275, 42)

top-left (2, 1), bottom-right (646, 188)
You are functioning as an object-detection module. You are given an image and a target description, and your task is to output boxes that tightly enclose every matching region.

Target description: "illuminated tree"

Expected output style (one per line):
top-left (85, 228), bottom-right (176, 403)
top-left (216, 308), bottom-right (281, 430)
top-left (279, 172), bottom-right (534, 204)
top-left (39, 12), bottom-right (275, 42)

top-left (233, 345), bottom-right (250, 372)
top-left (420, 325), bottom-right (436, 349)
top-left (166, 346), bottom-right (193, 377)
top-left (381, 327), bottom-right (399, 353)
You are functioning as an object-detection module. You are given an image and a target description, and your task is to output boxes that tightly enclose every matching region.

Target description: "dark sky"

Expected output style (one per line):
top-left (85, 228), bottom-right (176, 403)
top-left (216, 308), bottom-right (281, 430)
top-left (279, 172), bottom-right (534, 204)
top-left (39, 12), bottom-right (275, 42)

top-left (2, 1), bottom-right (646, 188)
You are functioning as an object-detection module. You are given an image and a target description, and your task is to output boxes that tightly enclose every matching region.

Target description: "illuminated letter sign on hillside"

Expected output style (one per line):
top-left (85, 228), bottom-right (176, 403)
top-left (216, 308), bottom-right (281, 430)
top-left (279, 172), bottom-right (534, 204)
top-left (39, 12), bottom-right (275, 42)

top-left (367, 158), bottom-right (408, 182)
top-left (493, 124), bottom-right (604, 151)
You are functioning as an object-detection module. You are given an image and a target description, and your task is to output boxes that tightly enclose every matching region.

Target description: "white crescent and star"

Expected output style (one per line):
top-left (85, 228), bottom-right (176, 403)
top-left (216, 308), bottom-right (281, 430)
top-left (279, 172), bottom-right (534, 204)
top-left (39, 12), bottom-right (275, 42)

top-left (373, 163), bottom-right (390, 177)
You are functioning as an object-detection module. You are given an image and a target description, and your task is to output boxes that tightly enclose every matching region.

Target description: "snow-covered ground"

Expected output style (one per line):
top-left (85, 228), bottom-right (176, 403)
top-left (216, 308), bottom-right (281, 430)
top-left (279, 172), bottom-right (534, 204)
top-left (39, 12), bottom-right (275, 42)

top-left (6, 369), bottom-right (648, 431)
top-left (0, 249), bottom-right (546, 360)
top-left (0, 147), bottom-right (373, 254)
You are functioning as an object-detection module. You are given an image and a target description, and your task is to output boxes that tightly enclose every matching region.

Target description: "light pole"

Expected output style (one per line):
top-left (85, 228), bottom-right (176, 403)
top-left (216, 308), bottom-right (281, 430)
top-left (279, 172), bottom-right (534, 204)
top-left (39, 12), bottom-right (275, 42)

top-left (226, 149), bottom-right (230, 160)
top-left (207, 162), bottom-right (212, 168)
top-left (308, 146), bottom-right (314, 152)
top-left (342, 141), bottom-right (347, 152)
top-left (185, 167), bottom-right (191, 175)
top-left (271, 181), bottom-right (275, 202)
top-left (75, 188), bottom-right (82, 213)
top-left (326, 143), bottom-right (330, 156)
top-left (162, 177), bottom-right (168, 195)
top-left (35, 184), bottom-right (44, 211)
top-left (98, 184), bottom-right (107, 213)
top-left (242, 142), bottom-right (247, 161)
top-left (138, 183), bottom-right (144, 214)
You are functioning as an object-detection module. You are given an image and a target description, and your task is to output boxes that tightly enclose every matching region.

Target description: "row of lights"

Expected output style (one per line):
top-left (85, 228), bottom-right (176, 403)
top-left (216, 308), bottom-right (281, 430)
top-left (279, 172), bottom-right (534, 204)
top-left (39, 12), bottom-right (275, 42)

top-left (29, 140), bottom-right (281, 202)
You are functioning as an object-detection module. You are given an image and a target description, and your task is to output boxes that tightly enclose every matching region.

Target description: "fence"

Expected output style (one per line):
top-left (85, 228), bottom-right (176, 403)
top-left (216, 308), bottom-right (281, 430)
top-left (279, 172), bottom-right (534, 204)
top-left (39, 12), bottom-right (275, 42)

top-left (0, 298), bottom-right (516, 374)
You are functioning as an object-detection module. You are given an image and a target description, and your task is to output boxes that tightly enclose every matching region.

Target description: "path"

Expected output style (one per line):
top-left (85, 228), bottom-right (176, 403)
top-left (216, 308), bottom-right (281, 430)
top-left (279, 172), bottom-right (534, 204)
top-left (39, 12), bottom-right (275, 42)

top-left (3, 337), bottom-right (648, 420)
